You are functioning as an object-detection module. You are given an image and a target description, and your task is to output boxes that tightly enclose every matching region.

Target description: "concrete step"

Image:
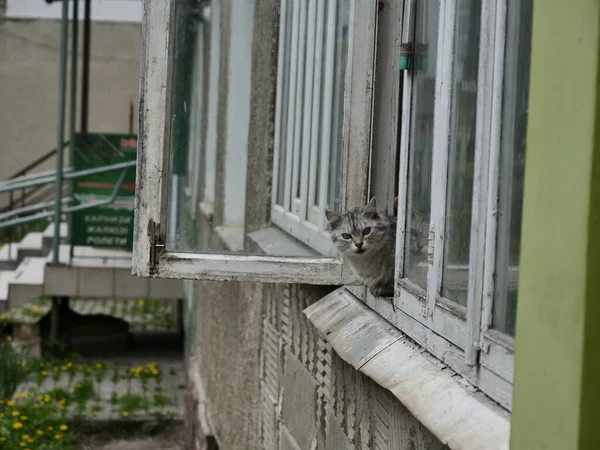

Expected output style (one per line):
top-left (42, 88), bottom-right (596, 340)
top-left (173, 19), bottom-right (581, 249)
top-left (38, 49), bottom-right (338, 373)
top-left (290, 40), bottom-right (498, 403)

top-left (7, 256), bottom-right (46, 310)
top-left (45, 244), bottom-right (183, 300)
top-left (0, 243), bottom-right (20, 270)
top-left (0, 270), bottom-right (16, 313)
top-left (42, 222), bottom-right (68, 249)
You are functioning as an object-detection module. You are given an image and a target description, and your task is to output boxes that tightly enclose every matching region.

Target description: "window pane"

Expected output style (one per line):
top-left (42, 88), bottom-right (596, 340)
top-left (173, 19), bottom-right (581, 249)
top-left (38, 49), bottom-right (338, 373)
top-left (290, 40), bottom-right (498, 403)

top-left (165, 0), bottom-right (349, 257)
top-left (405, 0), bottom-right (438, 290)
top-left (493, 0), bottom-right (533, 336)
top-left (441, 0), bottom-right (481, 306)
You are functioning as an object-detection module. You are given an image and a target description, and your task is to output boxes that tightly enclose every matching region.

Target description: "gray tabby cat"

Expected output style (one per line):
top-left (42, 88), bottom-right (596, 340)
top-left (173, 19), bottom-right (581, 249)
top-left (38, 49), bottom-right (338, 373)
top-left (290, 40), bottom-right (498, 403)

top-left (325, 198), bottom-right (396, 297)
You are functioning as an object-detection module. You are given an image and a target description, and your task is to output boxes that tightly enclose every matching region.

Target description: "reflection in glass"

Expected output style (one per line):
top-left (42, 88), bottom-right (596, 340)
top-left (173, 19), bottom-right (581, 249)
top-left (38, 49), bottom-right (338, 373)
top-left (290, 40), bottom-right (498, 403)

top-left (493, 0), bottom-right (533, 336)
top-left (166, 0), bottom-right (349, 257)
top-left (271, 0), bottom-right (349, 256)
top-left (405, 0), bottom-right (438, 290)
top-left (441, 0), bottom-right (481, 306)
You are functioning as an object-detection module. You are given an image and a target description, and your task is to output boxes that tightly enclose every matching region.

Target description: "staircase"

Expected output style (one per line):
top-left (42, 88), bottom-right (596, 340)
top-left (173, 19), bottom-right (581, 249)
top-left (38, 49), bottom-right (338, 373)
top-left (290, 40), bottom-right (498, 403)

top-left (0, 222), bottom-right (183, 314)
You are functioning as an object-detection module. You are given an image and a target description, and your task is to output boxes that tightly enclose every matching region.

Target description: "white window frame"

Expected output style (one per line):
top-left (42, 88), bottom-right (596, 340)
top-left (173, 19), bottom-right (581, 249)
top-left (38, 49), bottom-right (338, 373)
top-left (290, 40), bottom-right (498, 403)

top-left (132, 0), bottom-right (377, 284)
top-left (270, 0), bottom-right (350, 257)
top-left (363, 0), bottom-right (522, 411)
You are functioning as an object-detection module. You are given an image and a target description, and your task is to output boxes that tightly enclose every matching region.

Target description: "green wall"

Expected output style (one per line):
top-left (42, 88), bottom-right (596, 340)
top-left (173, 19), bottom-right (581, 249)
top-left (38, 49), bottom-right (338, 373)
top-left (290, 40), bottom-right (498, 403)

top-left (510, 1), bottom-right (600, 449)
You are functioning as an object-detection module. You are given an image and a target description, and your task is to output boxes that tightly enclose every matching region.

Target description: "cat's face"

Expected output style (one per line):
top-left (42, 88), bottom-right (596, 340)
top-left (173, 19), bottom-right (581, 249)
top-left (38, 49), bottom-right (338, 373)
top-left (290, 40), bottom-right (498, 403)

top-left (325, 198), bottom-right (392, 256)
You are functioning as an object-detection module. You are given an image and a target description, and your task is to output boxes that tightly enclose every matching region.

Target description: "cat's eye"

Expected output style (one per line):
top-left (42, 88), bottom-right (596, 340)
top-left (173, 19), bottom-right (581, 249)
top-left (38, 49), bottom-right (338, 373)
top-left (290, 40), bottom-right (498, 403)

top-left (362, 227), bottom-right (371, 235)
top-left (341, 233), bottom-right (352, 239)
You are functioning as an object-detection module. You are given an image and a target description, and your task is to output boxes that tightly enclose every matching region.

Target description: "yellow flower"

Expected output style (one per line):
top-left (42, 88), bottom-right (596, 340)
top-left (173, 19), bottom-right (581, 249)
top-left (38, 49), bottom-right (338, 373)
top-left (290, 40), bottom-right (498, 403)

top-left (47, 426), bottom-right (54, 431)
top-left (12, 411), bottom-right (20, 416)
top-left (13, 422), bottom-right (24, 429)
top-left (55, 434), bottom-right (63, 439)
top-left (67, 362), bottom-right (73, 367)
top-left (0, 437), bottom-right (5, 441)
top-left (138, 299), bottom-right (144, 305)
top-left (58, 399), bottom-right (66, 405)
top-left (6, 400), bottom-right (14, 406)
top-left (40, 370), bottom-right (47, 376)
top-left (36, 430), bottom-right (43, 436)
top-left (53, 367), bottom-right (58, 372)
top-left (95, 363), bottom-right (103, 369)
top-left (44, 394), bottom-right (51, 402)
top-left (19, 442), bottom-right (26, 447)
top-left (0, 399), bottom-right (4, 404)
top-left (122, 411), bottom-right (130, 417)
top-left (60, 424), bottom-right (69, 431)
top-left (20, 416), bottom-right (27, 420)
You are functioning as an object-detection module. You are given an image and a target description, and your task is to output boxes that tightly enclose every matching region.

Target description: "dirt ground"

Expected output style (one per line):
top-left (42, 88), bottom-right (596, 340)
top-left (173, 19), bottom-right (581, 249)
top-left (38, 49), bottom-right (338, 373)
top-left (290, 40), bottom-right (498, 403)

top-left (78, 423), bottom-right (185, 450)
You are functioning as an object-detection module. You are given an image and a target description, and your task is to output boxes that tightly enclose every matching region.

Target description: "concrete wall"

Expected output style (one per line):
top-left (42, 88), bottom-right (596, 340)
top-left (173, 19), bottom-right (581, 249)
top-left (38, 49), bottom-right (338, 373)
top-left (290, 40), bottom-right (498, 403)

top-left (0, 16), bottom-right (140, 206)
top-left (190, 279), bottom-right (448, 450)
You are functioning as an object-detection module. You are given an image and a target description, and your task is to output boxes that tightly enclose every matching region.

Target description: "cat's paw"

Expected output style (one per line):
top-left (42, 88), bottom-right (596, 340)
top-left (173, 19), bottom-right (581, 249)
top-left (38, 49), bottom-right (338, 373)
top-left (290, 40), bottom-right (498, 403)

top-left (369, 285), bottom-right (394, 298)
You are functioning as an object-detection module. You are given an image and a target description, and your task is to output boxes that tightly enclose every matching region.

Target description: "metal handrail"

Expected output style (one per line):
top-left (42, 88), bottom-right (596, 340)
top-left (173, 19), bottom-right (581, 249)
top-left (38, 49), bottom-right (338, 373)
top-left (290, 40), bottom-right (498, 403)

top-left (0, 169), bottom-right (127, 230)
top-left (0, 160), bottom-right (136, 194)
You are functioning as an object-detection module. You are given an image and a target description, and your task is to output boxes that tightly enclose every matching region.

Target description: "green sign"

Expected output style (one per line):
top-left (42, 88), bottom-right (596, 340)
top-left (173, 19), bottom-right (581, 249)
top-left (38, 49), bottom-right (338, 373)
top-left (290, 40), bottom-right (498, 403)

top-left (71, 133), bottom-right (137, 250)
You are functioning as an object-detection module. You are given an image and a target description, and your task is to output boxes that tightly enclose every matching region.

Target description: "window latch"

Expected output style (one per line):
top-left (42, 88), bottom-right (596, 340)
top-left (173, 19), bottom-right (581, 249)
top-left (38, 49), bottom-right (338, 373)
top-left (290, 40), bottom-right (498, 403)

top-left (399, 42), bottom-right (412, 71)
top-left (149, 219), bottom-right (165, 274)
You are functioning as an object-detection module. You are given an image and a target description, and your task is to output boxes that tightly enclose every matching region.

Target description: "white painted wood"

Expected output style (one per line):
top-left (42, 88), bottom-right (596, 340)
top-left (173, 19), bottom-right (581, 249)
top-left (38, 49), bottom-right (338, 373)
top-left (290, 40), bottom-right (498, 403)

top-left (132, 0), bottom-right (172, 277)
top-left (305, 288), bottom-right (510, 448)
top-left (307, 2), bottom-right (325, 224)
top-left (203, 0), bottom-right (222, 204)
top-left (428, 0), bottom-right (455, 317)
top-left (134, 0), bottom-right (374, 282)
top-left (271, 205), bottom-right (336, 256)
top-left (464, 0), bottom-right (498, 365)
top-left (298, 0), bottom-right (317, 221)
top-left (291, 1), bottom-right (308, 213)
top-left (317, 0), bottom-right (337, 222)
top-left (283, 0), bottom-right (301, 211)
top-left (6, 0), bottom-right (142, 23)
top-left (155, 251), bottom-right (359, 285)
top-left (271, 0), bottom-right (289, 210)
top-left (481, 0), bottom-right (507, 337)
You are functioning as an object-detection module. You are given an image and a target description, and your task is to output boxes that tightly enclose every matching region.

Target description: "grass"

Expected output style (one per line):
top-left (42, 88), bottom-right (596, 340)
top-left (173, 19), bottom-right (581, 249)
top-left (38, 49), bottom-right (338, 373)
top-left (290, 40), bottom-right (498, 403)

top-left (0, 338), bottom-right (176, 450)
top-left (0, 338), bottom-right (34, 399)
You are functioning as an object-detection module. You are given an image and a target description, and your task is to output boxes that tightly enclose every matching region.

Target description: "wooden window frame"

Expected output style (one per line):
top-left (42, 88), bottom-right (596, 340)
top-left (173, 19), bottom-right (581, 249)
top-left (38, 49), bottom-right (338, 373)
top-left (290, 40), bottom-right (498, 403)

top-left (367, 0), bottom-right (519, 411)
top-left (132, 0), bottom-right (377, 284)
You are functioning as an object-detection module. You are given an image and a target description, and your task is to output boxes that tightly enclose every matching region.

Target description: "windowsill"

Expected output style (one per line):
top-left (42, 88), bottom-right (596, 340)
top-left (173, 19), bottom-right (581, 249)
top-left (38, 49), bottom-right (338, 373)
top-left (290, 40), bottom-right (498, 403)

top-left (304, 288), bottom-right (510, 450)
top-left (215, 226), bottom-right (244, 252)
top-left (247, 226), bottom-right (322, 257)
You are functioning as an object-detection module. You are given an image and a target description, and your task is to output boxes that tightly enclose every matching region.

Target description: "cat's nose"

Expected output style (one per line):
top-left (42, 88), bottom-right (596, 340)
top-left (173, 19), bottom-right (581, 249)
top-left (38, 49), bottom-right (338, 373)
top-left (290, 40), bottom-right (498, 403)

top-left (355, 241), bottom-right (363, 249)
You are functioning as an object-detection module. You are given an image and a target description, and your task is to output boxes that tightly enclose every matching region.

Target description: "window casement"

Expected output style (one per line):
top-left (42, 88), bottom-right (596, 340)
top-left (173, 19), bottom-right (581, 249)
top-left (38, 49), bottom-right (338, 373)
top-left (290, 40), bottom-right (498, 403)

top-left (134, 0), bottom-right (531, 413)
top-left (364, 0), bottom-right (532, 411)
top-left (132, 0), bottom-right (378, 283)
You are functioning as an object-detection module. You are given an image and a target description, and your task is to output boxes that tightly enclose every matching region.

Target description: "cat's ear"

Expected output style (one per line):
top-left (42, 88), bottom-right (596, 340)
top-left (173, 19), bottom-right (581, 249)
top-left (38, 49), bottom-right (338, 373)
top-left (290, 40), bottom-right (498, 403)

top-left (325, 210), bottom-right (343, 229)
top-left (364, 197), bottom-right (379, 218)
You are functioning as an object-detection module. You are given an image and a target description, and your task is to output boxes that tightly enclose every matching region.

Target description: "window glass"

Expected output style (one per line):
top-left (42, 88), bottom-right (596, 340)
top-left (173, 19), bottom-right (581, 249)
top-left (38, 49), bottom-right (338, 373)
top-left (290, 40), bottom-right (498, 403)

top-left (166, 0), bottom-right (349, 257)
top-left (493, 0), bottom-right (533, 336)
top-left (404, 0), bottom-right (438, 290)
top-left (441, 0), bottom-right (481, 306)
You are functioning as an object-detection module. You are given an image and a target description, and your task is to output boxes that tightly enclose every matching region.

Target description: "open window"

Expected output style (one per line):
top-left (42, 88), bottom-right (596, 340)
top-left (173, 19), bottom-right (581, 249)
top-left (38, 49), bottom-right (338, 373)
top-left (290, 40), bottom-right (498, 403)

top-left (132, 0), bottom-right (378, 283)
top-left (363, 0), bottom-right (532, 410)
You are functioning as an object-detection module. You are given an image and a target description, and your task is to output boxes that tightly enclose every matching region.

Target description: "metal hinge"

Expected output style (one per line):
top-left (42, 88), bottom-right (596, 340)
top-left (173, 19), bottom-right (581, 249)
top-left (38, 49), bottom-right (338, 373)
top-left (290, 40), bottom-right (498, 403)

top-left (149, 219), bottom-right (165, 275)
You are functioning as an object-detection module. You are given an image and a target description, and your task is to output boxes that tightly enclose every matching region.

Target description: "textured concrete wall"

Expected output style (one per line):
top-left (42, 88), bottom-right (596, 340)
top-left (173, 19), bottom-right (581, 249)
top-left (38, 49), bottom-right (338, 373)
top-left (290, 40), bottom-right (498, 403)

top-left (0, 19), bottom-right (140, 204)
top-left (193, 280), bottom-right (263, 450)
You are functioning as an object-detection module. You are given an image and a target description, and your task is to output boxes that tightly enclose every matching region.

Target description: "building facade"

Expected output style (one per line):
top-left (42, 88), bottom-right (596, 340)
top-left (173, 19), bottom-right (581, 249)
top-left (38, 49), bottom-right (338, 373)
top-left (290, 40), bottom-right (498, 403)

top-left (132, 0), bottom-right (600, 449)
